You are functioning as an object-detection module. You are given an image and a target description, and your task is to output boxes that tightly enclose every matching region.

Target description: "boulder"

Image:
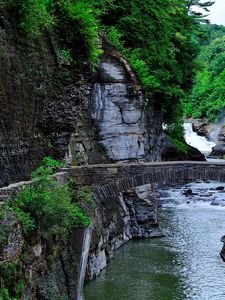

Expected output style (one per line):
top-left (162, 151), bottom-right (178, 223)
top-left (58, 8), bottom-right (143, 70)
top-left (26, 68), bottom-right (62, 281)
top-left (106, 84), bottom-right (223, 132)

top-left (218, 126), bottom-right (225, 142)
top-left (210, 144), bottom-right (225, 158)
top-left (162, 138), bottom-right (206, 161)
top-left (187, 118), bottom-right (212, 137)
top-left (183, 188), bottom-right (198, 196)
top-left (215, 186), bottom-right (225, 191)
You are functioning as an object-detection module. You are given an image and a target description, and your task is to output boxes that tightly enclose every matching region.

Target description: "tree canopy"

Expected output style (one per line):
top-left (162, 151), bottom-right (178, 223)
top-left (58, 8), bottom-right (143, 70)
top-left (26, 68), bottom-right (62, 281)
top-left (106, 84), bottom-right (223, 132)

top-left (184, 34), bottom-right (225, 121)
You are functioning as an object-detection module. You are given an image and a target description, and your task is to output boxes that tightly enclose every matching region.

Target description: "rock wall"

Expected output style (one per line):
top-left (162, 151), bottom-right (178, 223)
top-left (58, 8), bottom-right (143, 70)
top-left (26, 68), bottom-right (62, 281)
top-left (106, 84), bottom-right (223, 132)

top-left (0, 12), bottom-right (166, 188)
top-left (90, 51), bottom-right (148, 161)
top-left (210, 126), bottom-right (225, 158)
top-left (87, 184), bottom-right (162, 280)
top-left (0, 212), bottom-right (86, 299)
top-left (0, 10), bottom-right (93, 186)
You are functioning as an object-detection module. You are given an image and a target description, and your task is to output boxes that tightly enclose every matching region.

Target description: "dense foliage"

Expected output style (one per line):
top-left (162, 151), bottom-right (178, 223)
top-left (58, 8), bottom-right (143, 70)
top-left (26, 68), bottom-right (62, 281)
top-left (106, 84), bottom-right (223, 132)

top-left (0, 0), bottom-right (110, 67)
top-left (100, 0), bottom-right (215, 145)
top-left (184, 25), bottom-right (225, 121)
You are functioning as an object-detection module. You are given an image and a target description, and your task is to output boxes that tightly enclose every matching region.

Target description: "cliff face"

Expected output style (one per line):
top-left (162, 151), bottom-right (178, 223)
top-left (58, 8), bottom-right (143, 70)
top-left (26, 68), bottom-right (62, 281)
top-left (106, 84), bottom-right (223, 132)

top-left (0, 210), bottom-right (86, 300)
top-left (0, 174), bottom-right (162, 299)
top-left (87, 184), bottom-right (162, 280)
top-left (0, 12), bottom-right (92, 186)
top-left (0, 11), bottom-right (165, 188)
top-left (90, 53), bottom-right (148, 161)
top-left (0, 12), bottom-right (167, 187)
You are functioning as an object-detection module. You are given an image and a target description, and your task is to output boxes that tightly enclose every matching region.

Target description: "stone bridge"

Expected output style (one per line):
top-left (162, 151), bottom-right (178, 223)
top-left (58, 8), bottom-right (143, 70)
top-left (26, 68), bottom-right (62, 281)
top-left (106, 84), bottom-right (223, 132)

top-left (1, 161), bottom-right (225, 203)
top-left (61, 161), bottom-right (225, 201)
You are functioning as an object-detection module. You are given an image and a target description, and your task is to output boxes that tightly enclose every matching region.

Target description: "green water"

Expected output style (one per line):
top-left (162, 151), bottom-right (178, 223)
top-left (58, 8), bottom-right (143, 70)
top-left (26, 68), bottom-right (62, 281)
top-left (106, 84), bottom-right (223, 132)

top-left (84, 185), bottom-right (225, 300)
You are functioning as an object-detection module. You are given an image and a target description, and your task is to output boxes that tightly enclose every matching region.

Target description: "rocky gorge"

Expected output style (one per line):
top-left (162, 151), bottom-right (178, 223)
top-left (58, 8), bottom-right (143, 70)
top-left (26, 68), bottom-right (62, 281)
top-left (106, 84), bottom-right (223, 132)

top-left (0, 10), bottom-right (171, 299)
top-left (1, 3), bottom-right (225, 300)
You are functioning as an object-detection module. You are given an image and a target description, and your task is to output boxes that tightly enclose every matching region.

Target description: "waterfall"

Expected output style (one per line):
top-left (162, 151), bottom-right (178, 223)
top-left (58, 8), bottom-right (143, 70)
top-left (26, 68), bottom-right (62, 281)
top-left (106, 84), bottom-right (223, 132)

top-left (76, 224), bottom-right (93, 300)
top-left (91, 83), bottom-right (103, 121)
top-left (184, 123), bottom-right (216, 156)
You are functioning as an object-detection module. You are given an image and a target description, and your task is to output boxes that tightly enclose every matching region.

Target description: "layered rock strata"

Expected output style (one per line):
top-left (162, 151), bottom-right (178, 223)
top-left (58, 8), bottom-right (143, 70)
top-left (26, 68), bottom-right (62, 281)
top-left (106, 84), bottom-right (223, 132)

top-left (90, 53), bottom-right (148, 161)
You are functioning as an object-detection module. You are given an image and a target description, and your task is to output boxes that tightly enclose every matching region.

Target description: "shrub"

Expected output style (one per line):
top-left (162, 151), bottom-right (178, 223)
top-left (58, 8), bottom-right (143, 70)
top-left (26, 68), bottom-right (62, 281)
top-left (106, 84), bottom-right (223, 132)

top-left (165, 123), bottom-right (188, 153)
top-left (12, 159), bottom-right (90, 240)
top-left (58, 49), bottom-right (73, 64)
top-left (0, 157), bottom-right (90, 241)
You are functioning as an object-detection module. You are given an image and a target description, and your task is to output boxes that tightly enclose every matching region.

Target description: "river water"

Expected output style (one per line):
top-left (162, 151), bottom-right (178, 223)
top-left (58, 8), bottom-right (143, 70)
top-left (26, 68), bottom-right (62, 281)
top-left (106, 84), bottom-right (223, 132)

top-left (84, 181), bottom-right (225, 300)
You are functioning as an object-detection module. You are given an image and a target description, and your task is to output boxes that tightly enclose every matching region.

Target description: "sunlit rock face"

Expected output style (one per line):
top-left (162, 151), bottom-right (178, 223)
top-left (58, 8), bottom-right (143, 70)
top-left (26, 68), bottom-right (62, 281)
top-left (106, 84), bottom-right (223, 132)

top-left (91, 56), bottom-right (148, 161)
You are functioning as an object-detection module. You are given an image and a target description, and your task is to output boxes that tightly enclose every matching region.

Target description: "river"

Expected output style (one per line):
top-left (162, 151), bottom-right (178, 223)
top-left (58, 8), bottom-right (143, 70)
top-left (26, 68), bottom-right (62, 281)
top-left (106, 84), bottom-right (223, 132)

top-left (84, 181), bottom-right (225, 300)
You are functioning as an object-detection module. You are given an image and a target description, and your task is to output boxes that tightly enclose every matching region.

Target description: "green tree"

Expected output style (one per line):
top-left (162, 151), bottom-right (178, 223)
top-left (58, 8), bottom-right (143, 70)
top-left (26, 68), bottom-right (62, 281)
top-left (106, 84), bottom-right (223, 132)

top-left (185, 35), bottom-right (225, 121)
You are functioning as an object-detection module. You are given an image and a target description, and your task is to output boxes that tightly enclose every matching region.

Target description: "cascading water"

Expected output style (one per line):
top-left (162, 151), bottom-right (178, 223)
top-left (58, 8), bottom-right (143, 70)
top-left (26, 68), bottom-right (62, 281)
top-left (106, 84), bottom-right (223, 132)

top-left (184, 123), bottom-right (216, 156)
top-left (76, 224), bottom-right (93, 300)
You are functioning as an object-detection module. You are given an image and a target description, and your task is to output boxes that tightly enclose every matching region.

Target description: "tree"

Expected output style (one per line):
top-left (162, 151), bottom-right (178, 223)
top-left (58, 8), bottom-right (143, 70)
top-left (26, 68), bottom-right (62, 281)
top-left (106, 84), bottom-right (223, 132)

top-left (187, 0), bottom-right (215, 20)
top-left (185, 35), bottom-right (225, 121)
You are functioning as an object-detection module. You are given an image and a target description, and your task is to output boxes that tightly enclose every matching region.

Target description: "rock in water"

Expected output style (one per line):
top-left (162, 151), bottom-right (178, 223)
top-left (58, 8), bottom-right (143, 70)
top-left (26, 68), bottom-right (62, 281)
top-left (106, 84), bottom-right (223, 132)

top-left (220, 236), bottom-right (225, 262)
top-left (210, 144), bottom-right (225, 158)
top-left (215, 186), bottom-right (224, 191)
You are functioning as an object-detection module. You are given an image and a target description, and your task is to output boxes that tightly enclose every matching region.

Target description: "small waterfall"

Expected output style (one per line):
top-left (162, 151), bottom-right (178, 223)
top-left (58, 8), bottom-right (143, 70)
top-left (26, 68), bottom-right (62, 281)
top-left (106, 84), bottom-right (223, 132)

top-left (184, 123), bottom-right (216, 156)
top-left (91, 83), bottom-right (104, 121)
top-left (65, 145), bottom-right (72, 165)
top-left (76, 224), bottom-right (93, 300)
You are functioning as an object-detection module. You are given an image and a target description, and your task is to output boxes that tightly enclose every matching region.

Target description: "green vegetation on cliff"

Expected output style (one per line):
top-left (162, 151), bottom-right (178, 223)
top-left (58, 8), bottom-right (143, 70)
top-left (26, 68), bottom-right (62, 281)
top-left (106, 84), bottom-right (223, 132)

top-left (183, 24), bottom-right (225, 121)
top-left (0, 0), bottom-right (215, 143)
top-left (0, 0), bottom-right (107, 67)
top-left (0, 157), bottom-right (92, 299)
top-left (0, 1), bottom-right (212, 118)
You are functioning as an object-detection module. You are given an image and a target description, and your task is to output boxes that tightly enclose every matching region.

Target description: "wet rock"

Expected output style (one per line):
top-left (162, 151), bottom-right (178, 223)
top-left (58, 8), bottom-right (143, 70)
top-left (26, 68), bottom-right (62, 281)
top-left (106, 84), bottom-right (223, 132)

top-left (91, 55), bottom-right (147, 161)
top-left (218, 126), bottom-right (225, 142)
top-left (161, 138), bottom-right (206, 161)
top-left (220, 236), bottom-right (225, 262)
top-left (215, 186), bottom-right (225, 191)
top-left (191, 118), bottom-right (212, 137)
top-left (210, 144), bottom-right (225, 158)
top-left (183, 188), bottom-right (198, 196)
top-left (87, 184), bottom-right (163, 279)
top-left (199, 192), bottom-right (213, 197)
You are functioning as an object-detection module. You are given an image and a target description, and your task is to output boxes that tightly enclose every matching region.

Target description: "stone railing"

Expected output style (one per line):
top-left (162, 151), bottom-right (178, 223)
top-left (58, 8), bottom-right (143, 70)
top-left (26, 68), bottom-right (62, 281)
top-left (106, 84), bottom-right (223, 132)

top-left (59, 161), bottom-right (225, 201)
